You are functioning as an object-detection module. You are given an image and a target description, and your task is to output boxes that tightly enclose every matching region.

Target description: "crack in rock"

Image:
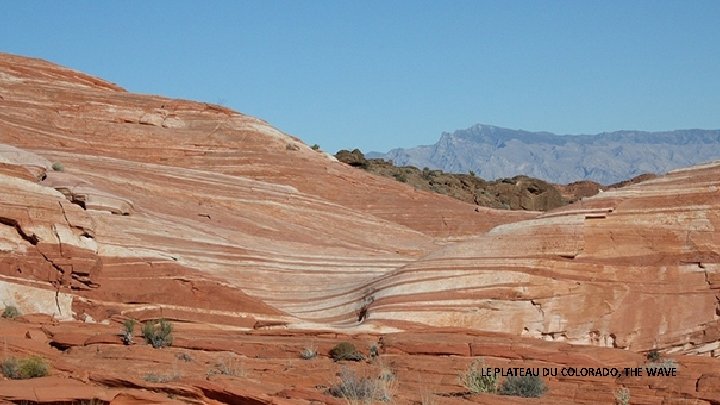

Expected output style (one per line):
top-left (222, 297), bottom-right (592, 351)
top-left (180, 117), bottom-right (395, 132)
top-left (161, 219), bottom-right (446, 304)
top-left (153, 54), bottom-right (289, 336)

top-left (0, 216), bottom-right (39, 245)
top-left (1, 214), bottom-right (95, 292)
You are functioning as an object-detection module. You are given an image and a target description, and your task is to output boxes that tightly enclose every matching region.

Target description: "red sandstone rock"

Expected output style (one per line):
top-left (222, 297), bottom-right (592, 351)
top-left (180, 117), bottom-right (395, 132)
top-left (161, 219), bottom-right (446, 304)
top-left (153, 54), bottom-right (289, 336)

top-left (0, 53), bottom-right (719, 404)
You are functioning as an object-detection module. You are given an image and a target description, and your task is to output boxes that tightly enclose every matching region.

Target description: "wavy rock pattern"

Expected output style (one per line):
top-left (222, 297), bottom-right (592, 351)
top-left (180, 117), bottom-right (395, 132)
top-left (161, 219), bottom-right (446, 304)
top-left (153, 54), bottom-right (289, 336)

top-left (0, 53), bottom-right (719, 404)
top-left (0, 53), bottom-right (533, 330)
top-left (364, 162), bottom-right (720, 353)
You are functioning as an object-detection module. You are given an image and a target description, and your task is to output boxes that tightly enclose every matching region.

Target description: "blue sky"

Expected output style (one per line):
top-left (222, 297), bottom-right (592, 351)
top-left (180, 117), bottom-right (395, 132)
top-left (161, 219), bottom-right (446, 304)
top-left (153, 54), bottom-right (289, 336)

top-left (2, 1), bottom-right (719, 153)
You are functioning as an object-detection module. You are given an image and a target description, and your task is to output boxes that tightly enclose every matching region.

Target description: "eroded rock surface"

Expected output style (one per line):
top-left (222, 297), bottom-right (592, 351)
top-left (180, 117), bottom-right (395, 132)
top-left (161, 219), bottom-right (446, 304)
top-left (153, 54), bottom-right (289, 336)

top-left (0, 53), bottom-right (719, 404)
top-left (364, 162), bottom-right (720, 354)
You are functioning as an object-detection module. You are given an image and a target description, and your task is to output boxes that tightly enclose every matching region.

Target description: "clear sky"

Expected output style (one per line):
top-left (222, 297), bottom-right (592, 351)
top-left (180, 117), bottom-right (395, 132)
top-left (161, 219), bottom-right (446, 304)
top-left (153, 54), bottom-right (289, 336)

top-left (1, 1), bottom-right (719, 153)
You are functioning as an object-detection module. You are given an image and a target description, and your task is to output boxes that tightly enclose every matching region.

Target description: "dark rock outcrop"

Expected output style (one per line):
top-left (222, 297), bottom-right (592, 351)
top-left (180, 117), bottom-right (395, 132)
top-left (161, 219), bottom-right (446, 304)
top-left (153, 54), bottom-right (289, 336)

top-left (337, 149), bottom-right (567, 211)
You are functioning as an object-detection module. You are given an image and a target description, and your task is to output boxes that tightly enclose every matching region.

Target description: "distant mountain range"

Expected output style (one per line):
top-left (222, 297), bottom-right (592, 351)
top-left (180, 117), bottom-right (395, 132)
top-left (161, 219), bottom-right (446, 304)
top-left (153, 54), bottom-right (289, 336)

top-left (369, 125), bottom-right (720, 184)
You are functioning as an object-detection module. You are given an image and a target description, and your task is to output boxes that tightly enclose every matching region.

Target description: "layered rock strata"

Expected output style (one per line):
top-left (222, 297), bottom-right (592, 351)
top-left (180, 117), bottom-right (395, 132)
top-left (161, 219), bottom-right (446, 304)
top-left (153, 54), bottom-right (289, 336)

top-left (0, 53), bottom-right (719, 404)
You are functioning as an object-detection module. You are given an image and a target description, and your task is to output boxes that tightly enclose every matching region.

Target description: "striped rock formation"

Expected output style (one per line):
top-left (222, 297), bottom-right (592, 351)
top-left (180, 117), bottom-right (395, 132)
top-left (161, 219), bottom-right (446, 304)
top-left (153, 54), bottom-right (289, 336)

top-left (0, 53), bottom-right (534, 331)
top-left (0, 53), bottom-right (719, 404)
top-left (363, 163), bottom-right (720, 354)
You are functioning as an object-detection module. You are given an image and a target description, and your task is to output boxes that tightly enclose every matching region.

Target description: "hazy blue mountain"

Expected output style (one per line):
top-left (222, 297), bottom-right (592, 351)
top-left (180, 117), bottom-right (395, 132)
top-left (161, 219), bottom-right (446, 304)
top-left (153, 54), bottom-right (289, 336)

top-left (370, 124), bottom-right (720, 184)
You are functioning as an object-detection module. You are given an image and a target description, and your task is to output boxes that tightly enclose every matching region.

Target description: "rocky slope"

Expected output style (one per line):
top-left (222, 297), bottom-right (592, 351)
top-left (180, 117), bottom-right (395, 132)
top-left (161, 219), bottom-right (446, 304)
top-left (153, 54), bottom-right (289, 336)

top-left (374, 124), bottom-right (720, 184)
top-left (0, 53), bottom-right (719, 404)
top-left (336, 149), bottom-right (567, 211)
top-left (335, 149), bottom-right (655, 212)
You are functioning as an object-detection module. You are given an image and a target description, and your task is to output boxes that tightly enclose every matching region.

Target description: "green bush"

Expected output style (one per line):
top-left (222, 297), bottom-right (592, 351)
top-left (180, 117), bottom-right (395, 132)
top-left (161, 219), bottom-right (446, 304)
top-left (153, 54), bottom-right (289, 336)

top-left (329, 342), bottom-right (364, 362)
top-left (142, 319), bottom-right (173, 348)
top-left (51, 162), bottom-right (64, 172)
top-left (311, 144), bottom-right (321, 151)
top-left (121, 319), bottom-right (136, 345)
top-left (1, 356), bottom-right (49, 379)
top-left (2, 305), bottom-right (20, 319)
top-left (19, 356), bottom-right (49, 378)
top-left (393, 173), bottom-right (408, 183)
top-left (459, 358), bottom-right (498, 394)
top-left (499, 374), bottom-right (547, 398)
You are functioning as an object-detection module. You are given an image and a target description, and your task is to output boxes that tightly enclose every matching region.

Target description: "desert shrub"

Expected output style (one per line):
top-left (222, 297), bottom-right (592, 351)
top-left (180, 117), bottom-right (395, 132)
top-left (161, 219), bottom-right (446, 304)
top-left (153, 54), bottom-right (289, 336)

top-left (643, 349), bottom-right (678, 372)
top-left (311, 144), bottom-right (321, 151)
top-left (615, 387), bottom-right (630, 405)
top-left (143, 372), bottom-right (179, 383)
top-left (330, 342), bottom-right (364, 362)
top-left (142, 318), bottom-right (173, 348)
top-left (176, 352), bottom-right (193, 362)
top-left (459, 358), bottom-right (498, 394)
top-left (52, 162), bottom-right (64, 172)
top-left (329, 367), bottom-right (394, 402)
top-left (120, 319), bottom-right (136, 345)
top-left (646, 358), bottom-right (678, 371)
top-left (392, 173), bottom-right (407, 183)
top-left (19, 356), bottom-right (49, 378)
top-left (300, 343), bottom-right (317, 360)
top-left (1, 356), bottom-right (49, 379)
top-left (377, 364), bottom-right (395, 384)
top-left (646, 349), bottom-right (661, 363)
top-left (2, 305), bottom-right (20, 319)
top-left (329, 367), bottom-right (375, 401)
top-left (123, 318), bottom-right (136, 331)
top-left (499, 374), bottom-right (547, 398)
top-left (0, 358), bottom-right (18, 378)
top-left (207, 356), bottom-right (245, 377)
top-left (369, 343), bottom-right (380, 359)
